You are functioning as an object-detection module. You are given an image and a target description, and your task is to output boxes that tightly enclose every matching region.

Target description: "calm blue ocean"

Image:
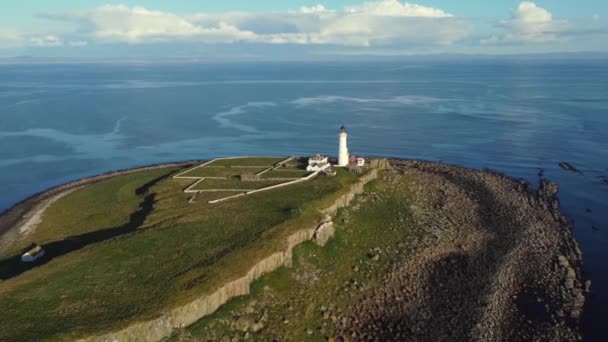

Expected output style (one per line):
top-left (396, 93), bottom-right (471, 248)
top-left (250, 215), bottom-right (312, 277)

top-left (0, 59), bottom-right (606, 338)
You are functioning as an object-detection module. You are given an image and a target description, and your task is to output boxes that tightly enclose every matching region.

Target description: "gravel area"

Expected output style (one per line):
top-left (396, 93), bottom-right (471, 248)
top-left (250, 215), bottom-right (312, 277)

top-left (332, 160), bottom-right (587, 341)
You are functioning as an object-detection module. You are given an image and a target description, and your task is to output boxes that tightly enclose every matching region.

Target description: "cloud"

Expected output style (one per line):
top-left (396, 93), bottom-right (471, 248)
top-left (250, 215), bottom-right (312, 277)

top-left (37, 1), bottom-right (468, 47)
top-left (344, 0), bottom-right (452, 18)
top-left (0, 30), bottom-right (77, 49)
top-left (45, 4), bottom-right (258, 43)
top-left (0, 29), bottom-right (22, 48)
top-left (28, 35), bottom-right (63, 47)
top-left (68, 40), bottom-right (88, 47)
top-left (299, 5), bottom-right (329, 14)
top-left (482, 1), bottom-right (569, 44)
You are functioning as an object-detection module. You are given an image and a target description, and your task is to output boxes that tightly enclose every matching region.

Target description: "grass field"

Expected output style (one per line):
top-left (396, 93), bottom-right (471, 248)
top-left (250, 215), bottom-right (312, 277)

top-left (191, 178), bottom-right (290, 191)
top-left (0, 168), bottom-right (179, 258)
top-left (279, 157), bottom-right (308, 170)
top-left (175, 173), bottom-right (419, 341)
top-left (261, 170), bottom-right (311, 179)
top-left (178, 167), bottom-right (268, 178)
top-left (194, 191), bottom-right (246, 202)
top-left (0, 165), bottom-right (361, 341)
top-left (204, 157), bottom-right (287, 167)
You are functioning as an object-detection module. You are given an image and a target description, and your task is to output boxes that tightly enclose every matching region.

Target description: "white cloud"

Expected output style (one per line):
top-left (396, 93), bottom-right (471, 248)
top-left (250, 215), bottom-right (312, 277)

top-left (483, 1), bottom-right (568, 44)
top-left (592, 14), bottom-right (600, 22)
top-left (28, 35), bottom-right (63, 47)
top-left (80, 4), bottom-right (258, 43)
top-left (0, 29), bottom-right (22, 48)
top-left (37, 1), bottom-right (467, 47)
top-left (345, 0), bottom-right (452, 18)
top-left (0, 31), bottom-right (69, 49)
top-left (299, 5), bottom-right (329, 14)
top-left (69, 40), bottom-right (88, 47)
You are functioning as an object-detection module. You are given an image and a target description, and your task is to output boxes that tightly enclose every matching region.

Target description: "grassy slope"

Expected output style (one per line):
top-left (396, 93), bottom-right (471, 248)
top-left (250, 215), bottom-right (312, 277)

top-left (1, 168), bottom-right (178, 258)
top-left (191, 178), bottom-right (288, 191)
top-left (177, 173), bottom-right (419, 341)
top-left (205, 157), bottom-right (286, 167)
top-left (261, 170), bottom-right (311, 179)
top-left (179, 167), bottom-right (268, 178)
top-left (0, 168), bottom-right (359, 341)
top-left (280, 157), bottom-right (308, 170)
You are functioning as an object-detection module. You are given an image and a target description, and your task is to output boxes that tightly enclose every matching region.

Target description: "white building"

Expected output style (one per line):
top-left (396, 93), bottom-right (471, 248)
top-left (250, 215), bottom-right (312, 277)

top-left (307, 163), bottom-right (331, 172)
top-left (308, 154), bottom-right (328, 166)
top-left (338, 125), bottom-right (349, 167)
top-left (21, 244), bottom-right (45, 262)
top-left (307, 154), bottom-right (331, 172)
top-left (356, 157), bottom-right (366, 167)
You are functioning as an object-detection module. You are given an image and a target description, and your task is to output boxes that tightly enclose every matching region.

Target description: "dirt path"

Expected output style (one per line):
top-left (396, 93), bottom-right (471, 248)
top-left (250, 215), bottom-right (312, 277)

top-left (0, 187), bottom-right (82, 254)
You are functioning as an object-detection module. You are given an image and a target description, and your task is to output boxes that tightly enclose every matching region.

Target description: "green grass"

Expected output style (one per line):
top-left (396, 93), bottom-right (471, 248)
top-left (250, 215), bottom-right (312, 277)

top-left (191, 178), bottom-right (290, 190)
top-left (0, 166), bottom-right (360, 341)
top-left (260, 170), bottom-right (311, 179)
top-left (179, 167), bottom-right (268, 178)
top-left (1, 168), bottom-right (179, 258)
top-left (205, 157), bottom-right (286, 167)
top-left (194, 191), bottom-right (246, 202)
top-left (181, 172), bottom-right (419, 341)
top-left (278, 157), bottom-right (308, 170)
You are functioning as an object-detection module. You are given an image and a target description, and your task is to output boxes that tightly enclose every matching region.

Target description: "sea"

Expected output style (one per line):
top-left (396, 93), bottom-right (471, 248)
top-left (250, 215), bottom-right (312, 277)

top-left (0, 59), bottom-right (606, 339)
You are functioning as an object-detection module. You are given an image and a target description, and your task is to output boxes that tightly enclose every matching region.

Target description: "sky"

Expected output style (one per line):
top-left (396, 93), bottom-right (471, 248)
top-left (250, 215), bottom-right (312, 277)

top-left (0, 0), bottom-right (607, 59)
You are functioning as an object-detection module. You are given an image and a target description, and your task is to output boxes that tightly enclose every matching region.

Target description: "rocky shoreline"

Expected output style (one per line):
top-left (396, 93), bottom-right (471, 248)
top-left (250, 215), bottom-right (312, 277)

top-left (331, 160), bottom-right (587, 341)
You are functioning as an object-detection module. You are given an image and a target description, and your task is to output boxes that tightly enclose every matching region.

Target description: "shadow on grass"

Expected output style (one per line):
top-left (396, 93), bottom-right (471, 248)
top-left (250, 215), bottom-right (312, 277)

top-left (0, 171), bottom-right (174, 281)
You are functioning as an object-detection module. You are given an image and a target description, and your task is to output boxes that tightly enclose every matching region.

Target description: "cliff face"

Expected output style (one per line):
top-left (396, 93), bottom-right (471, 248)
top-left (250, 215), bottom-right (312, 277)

top-left (78, 169), bottom-right (378, 342)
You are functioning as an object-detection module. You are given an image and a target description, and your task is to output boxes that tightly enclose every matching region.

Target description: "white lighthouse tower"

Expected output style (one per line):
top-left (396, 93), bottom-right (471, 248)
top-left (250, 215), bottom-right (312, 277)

top-left (338, 125), bottom-right (349, 167)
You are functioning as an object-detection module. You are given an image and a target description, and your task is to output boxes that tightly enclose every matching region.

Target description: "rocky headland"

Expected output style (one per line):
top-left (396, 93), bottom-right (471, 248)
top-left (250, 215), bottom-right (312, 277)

top-left (330, 160), bottom-right (587, 341)
top-left (178, 159), bottom-right (587, 341)
top-left (0, 159), bottom-right (587, 341)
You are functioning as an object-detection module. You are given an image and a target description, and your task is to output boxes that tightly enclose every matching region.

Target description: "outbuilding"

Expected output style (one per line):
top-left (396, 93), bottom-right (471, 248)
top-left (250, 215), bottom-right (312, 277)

top-left (307, 154), bottom-right (331, 172)
top-left (21, 244), bottom-right (45, 262)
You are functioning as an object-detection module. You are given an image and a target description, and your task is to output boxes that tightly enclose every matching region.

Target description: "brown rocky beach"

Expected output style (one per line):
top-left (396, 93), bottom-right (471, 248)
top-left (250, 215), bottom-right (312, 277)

top-left (331, 160), bottom-right (587, 341)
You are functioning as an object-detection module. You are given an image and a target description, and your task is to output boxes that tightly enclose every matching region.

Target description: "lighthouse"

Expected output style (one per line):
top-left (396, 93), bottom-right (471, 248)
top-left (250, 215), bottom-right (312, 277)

top-left (338, 125), bottom-right (349, 167)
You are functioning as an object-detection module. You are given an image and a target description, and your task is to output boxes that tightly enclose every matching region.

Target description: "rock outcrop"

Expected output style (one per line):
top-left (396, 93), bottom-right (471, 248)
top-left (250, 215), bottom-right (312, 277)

top-left (313, 217), bottom-right (335, 246)
top-left (332, 160), bottom-right (586, 341)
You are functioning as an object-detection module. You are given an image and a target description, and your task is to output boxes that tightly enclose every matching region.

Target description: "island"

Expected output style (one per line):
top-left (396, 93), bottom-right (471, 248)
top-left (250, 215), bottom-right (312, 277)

top-left (0, 128), bottom-right (587, 341)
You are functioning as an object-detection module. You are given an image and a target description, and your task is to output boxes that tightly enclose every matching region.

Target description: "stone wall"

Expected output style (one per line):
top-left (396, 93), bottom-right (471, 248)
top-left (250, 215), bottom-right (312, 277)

top-left (240, 174), bottom-right (261, 182)
top-left (78, 168), bottom-right (379, 342)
